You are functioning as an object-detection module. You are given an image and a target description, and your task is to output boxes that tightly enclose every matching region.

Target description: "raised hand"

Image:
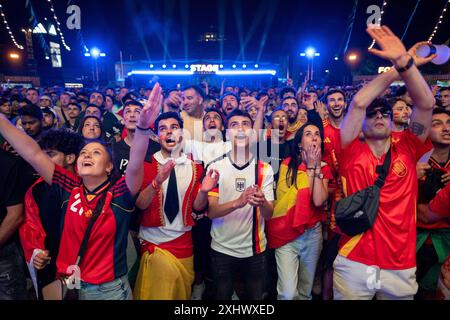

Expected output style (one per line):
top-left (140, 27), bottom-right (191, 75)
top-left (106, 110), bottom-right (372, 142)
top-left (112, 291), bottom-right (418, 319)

top-left (155, 160), bottom-right (175, 186)
top-left (367, 25), bottom-right (408, 63)
top-left (408, 41), bottom-right (438, 67)
top-left (164, 91), bottom-right (182, 110)
top-left (139, 83), bottom-right (163, 129)
top-left (200, 169), bottom-right (220, 193)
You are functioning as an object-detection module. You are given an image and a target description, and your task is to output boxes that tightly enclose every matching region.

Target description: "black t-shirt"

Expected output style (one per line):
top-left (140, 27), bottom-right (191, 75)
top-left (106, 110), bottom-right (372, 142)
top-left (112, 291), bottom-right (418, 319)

top-left (112, 138), bottom-right (160, 176)
top-left (32, 180), bottom-right (62, 290)
top-left (0, 150), bottom-right (24, 222)
top-left (0, 150), bottom-right (29, 246)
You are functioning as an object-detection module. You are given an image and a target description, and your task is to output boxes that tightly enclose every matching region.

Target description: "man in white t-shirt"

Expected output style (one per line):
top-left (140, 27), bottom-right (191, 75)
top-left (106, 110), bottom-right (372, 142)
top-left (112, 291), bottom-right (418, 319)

top-left (184, 107), bottom-right (231, 166)
top-left (207, 109), bottom-right (274, 300)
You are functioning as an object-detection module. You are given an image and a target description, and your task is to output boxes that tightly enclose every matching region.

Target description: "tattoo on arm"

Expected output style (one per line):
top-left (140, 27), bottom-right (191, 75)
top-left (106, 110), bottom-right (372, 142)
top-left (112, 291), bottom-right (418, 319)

top-left (410, 122), bottom-right (425, 136)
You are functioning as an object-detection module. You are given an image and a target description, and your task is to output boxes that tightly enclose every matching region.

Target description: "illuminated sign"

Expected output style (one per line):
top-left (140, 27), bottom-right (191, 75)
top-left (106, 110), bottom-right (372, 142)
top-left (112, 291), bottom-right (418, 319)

top-left (190, 64), bottom-right (220, 74)
top-left (378, 66), bottom-right (391, 74)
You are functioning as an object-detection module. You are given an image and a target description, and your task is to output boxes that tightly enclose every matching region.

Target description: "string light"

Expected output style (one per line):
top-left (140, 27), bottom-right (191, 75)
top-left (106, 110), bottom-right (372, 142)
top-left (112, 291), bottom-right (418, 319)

top-left (0, 3), bottom-right (24, 50)
top-left (369, 1), bottom-right (388, 49)
top-left (428, 0), bottom-right (450, 42)
top-left (46, 0), bottom-right (71, 51)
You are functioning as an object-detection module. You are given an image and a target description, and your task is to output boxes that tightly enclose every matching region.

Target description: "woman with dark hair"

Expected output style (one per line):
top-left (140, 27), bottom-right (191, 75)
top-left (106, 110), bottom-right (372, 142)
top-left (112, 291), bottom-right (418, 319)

top-left (0, 84), bottom-right (164, 300)
top-left (266, 122), bottom-right (332, 300)
top-left (78, 115), bottom-right (106, 142)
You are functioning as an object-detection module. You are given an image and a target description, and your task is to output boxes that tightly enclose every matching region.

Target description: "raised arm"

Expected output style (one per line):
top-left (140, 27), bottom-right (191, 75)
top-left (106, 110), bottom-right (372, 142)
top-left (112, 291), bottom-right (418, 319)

top-left (0, 114), bottom-right (54, 184)
top-left (126, 83), bottom-right (162, 197)
top-left (368, 28), bottom-right (435, 143)
top-left (341, 27), bottom-right (436, 148)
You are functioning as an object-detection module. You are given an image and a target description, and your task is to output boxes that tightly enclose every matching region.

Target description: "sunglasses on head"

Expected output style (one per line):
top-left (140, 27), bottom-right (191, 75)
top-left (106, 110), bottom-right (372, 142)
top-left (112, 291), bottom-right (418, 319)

top-left (366, 108), bottom-right (392, 119)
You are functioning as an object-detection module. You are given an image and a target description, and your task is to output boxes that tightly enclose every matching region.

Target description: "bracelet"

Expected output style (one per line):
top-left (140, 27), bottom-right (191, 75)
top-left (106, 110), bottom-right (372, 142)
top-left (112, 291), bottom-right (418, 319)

top-left (395, 55), bottom-right (414, 73)
top-left (151, 180), bottom-right (160, 190)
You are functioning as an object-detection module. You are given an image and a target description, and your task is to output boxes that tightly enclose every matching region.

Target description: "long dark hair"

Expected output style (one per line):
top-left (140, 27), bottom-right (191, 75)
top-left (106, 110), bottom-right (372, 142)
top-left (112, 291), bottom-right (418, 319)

top-left (78, 115), bottom-right (106, 141)
top-left (286, 122), bottom-right (324, 188)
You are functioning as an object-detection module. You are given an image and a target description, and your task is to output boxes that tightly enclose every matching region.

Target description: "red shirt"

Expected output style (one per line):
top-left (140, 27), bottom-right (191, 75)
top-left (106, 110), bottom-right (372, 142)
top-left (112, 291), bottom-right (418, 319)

top-left (429, 183), bottom-right (450, 218)
top-left (323, 119), bottom-right (342, 178)
top-left (417, 155), bottom-right (450, 229)
top-left (52, 165), bottom-right (135, 284)
top-left (338, 130), bottom-right (432, 269)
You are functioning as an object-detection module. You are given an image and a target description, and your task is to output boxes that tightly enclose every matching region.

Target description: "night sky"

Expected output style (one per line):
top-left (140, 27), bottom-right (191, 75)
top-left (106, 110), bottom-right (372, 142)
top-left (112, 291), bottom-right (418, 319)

top-left (1, 0), bottom-right (449, 82)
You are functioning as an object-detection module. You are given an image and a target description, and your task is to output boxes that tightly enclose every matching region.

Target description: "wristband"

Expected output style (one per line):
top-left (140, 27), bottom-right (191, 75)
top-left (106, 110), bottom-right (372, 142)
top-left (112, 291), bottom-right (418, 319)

top-left (395, 55), bottom-right (414, 73)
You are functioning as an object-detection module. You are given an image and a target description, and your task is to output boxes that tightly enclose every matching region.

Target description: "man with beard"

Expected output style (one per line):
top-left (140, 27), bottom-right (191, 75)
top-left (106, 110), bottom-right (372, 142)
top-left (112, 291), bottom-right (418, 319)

top-left (180, 86), bottom-right (205, 141)
top-left (320, 88), bottom-right (347, 300)
top-left (415, 108), bottom-right (450, 299)
top-left (220, 92), bottom-right (240, 116)
top-left (133, 112), bottom-right (218, 300)
top-left (390, 98), bottom-right (412, 133)
top-left (40, 107), bottom-right (58, 131)
top-left (62, 102), bottom-right (81, 132)
top-left (334, 26), bottom-right (435, 300)
top-left (283, 97), bottom-right (302, 141)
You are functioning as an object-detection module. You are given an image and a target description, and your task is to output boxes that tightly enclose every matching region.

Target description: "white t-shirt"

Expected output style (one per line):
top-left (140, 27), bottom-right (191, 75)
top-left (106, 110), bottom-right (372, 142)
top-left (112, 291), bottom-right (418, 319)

top-left (138, 152), bottom-right (193, 245)
top-left (184, 139), bottom-right (232, 166)
top-left (207, 154), bottom-right (274, 258)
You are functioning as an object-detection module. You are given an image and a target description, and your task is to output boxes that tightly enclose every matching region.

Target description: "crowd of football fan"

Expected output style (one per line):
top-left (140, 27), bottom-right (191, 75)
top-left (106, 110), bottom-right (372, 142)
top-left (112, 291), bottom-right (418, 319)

top-left (0, 26), bottom-right (449, 300)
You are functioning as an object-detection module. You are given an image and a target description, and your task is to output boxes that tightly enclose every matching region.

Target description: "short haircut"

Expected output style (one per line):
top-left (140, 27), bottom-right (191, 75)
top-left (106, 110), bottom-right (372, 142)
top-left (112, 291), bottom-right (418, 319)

top-left (39, 129), bottom-right (84, 155)
top-left (183, 85), bottom-right (205, 100)
top-left (0, 97), bottom-right (9, 105)
top-left (85, 103), bottom-right (102, 112)
top-left (154, 111), bottom-right (184, 133)
top-left (220, 92), bottom-right (240, 106)
top-left (325, 89), bottom-right (346, 101)
top-left (388, 97), bottom-right (407, 108)
top-left (279, 87), bottom-right (296, 98)
top-left (281, 96), bottom-right (298, 105)
top-left (432, 107), bottom-right (450, 117)
top-left (26, 87), bottom-right (39, 94)
top-left (270, 106), bottom-right (287, 122)
top-left (123, 100), bottom-right (144, 109)
top-left (68, 102), bottom-right (82, 110)
top-left (90, 90), bottom-right (105, 100)
top-left (204, 107), bottom-right (226, 125)
top-left (18, 104), bottom-right (43, 120)
top-left (226, 109), bottom-right (254, 127)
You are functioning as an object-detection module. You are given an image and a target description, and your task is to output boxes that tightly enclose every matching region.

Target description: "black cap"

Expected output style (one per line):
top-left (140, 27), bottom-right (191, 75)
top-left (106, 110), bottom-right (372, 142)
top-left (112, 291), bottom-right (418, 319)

top-left (18, 104), bottom-right (43, 120)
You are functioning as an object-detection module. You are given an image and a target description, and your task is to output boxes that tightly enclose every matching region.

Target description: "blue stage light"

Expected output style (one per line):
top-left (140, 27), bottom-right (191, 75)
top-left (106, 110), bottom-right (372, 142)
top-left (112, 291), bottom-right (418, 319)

top-left (162, 64), bottom-right (167, 69)
top-left (216, 70), bottom-right (277, 76)
top-left (232, 64), bottom-right (237, 69)
top-left (305, 47), bottom-right (316, 59)
top-left (172, 64), bottom-right (177, 68)
top-left (128, 70), bottom-right (194, 76)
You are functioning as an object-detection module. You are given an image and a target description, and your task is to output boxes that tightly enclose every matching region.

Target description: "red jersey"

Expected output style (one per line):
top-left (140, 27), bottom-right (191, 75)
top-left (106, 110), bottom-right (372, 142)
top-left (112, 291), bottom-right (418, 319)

top-left (52, 165), bottom-right (135, 284)
top-left (338, 130), bottom-right (432, 269)
top-left (417, 155), bottom-right (450, 229)
top-left (323, 120), bottom-right (342, 181)
top-left (429, 183), bottom-right (450, 218)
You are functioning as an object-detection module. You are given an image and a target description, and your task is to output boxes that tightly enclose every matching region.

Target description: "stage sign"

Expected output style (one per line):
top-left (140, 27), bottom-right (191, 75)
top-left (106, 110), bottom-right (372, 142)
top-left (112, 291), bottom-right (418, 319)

top-left (190, 64), bottom-right (219, 74)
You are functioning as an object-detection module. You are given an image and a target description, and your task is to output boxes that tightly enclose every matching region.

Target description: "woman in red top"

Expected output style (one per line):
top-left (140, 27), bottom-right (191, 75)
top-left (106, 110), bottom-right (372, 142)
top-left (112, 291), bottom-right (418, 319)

top-left (0, 84), bottom-right (163, 300)
top-left (267, 123), bottom-right (331, 300)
